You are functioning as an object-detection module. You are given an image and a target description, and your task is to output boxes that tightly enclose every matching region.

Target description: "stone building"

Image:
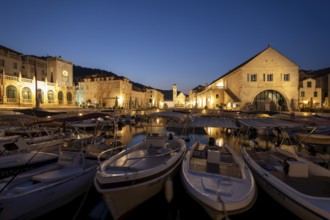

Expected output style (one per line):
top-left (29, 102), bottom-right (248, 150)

top-left (190, 46), bottom-right (300, 111)
top-left (298, 78), bottom-right (322, 110)
top-left (0, 45), bottom-right (75, 108)
top-left (77, 74), bottom-right (164, 109)
top-left (162, 84), bottom-right (187, 108)
top-left (145, 87), bottom-right (164, 108)
top-left (300, 67), bottom-right (330, 109)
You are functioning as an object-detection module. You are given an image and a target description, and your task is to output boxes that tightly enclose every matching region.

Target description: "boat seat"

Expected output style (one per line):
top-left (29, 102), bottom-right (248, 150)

top-left (207, 150), bottom-right (220, 174)
top-left (207, 150), bottom-right (220, 164)
top-left (192, 150), bottom-right (207, 159)
top-left (32, 167), bottom-right (84, 183)
top-left (287, 161), bottom-right (309, 178)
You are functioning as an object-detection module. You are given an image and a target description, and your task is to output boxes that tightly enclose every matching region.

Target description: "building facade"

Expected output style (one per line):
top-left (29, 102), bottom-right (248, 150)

top-left (76, 74), bottom-right (164, 109)
top-left (190, 46), bottom-right (300, 111)
top-left (298, 78), bottom-right (322, 110)
top-left (0, 45), bottom-right (75, 108)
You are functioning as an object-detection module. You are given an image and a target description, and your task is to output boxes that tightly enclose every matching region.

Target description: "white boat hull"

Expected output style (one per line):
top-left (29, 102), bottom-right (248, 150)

top-left (95, 133), bottom-right (186, 219)
top-left (0, 160), bottom-right (98, 219)
top-left (181, 142), bottom-right (257, 220)
top-left (241, 146), bottom-right (330, 220)
top-left (100, 172), bottom-right (174, 219)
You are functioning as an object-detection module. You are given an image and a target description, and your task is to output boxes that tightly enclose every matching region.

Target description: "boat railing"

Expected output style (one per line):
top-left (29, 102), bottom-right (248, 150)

top-left (114, 147), bottom-right (181, 171)
top-left (130, 146), bottom-right (181, 160)
top-left (97, 145), bottom-right (128, 165)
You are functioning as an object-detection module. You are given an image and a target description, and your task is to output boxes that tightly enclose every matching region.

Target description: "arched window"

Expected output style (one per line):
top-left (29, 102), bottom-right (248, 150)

top-left (6, 85), bottom-right (17, 98)
top-left (6, 86), bottom-right (17, 102)
top-left (252, 90), bottom-right (287, 111)
top-left (58, 91), bottom-right (63, 101)
top-left (22, 87), bottom-right (32, 103)
top-left (67, 92), bottom-right (72, 102)
top-left (48, 90), bottom-right (54, 103)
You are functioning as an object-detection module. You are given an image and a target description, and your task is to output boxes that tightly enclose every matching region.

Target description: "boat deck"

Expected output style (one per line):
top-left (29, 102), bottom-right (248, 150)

top-left (108, 138), bottom-right (183, 172)
top-left (189, 145), bottom-right (242, 179)
top-left (247, 149), bottom-right (330, 197)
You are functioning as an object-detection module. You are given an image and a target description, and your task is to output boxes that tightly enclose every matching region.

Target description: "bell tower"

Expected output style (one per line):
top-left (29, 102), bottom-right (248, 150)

top-left (173, 84), bottom-right (177, 104)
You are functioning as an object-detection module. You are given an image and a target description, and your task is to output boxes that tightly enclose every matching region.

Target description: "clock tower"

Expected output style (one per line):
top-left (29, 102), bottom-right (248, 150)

top-left (47, 56), bottom-right (73, 87)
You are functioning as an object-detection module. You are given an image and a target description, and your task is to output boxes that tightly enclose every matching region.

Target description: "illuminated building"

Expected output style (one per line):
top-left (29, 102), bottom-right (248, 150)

top-left (189, 46), bottom-right (300, 111)
top-left (0, 45), bottom-right (75, 108)
top-left (77, 74), bottom-right (164, 109)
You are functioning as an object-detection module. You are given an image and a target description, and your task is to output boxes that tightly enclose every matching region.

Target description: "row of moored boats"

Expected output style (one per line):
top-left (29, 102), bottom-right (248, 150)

top-left (0, 110), bottom-right (329, 220)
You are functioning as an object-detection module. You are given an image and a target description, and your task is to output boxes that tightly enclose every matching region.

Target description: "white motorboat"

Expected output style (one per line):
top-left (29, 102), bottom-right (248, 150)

top-left (0, 139), bottom-right (98, 220)
top-left (181, 116), bottom-right (257, 220)
top-left (94, 111), bottom-right (187, 219)
top-left (238, 118), bottom-right (330, 220)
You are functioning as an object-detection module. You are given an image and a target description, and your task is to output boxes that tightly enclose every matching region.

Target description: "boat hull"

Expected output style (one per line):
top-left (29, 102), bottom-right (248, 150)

top-left (181, 142), bottom-right (257, 220)
top-left (241, 147), bottom-right (330, 220)
top-left (0, 162), bottom-right (97, 220)
top-left (95, 135), bottom-right (186, 219)
top-left (100, 172), bottom-right (175, 220)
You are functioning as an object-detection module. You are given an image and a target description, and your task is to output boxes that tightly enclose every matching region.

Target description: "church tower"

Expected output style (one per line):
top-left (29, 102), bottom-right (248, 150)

top-left (173, 84), bottom-right (177, 104)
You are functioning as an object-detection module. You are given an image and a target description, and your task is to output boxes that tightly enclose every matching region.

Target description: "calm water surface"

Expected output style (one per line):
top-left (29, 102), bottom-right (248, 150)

top-left (37, 125), bottom-right (300, 220)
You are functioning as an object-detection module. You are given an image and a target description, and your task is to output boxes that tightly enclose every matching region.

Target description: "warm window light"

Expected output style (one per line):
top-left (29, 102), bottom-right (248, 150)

top-left (216, 138), bottom-right (224, 147)
top-left (118, 96), bottom-right (123, 105)
top-left (217, 81), bottom-right (223, 87)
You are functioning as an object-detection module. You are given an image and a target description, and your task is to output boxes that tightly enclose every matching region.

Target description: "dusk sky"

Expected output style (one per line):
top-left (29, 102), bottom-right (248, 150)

top-left (2, 0), bottom-right (330, 94)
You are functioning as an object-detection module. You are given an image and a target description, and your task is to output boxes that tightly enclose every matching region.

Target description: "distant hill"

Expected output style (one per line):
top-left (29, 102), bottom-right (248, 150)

top-left (73, 65), bottom-right (118, 82)
top-left (73, 65), bottom-right (147, 90)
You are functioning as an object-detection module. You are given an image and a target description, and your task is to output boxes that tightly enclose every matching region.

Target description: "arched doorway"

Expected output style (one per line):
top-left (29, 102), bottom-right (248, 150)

top-left (252, 90), bottom-right (287, 111)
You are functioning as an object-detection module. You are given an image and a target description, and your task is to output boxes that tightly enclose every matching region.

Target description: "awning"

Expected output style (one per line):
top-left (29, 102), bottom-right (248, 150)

top-left (147, 111), bottom-right (188, 122)
top-left (189, 115), bottom-right (238, 129)
top-left (237, 118), bottom-right (304, 129)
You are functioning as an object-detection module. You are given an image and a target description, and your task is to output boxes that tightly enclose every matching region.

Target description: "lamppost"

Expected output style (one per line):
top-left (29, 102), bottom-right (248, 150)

top-left (34, 59), bottom-right (40, 109)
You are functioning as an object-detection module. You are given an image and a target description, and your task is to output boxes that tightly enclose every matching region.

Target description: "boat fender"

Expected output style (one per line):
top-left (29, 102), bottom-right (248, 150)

top-left (165, 178), bottom-right (173, 203)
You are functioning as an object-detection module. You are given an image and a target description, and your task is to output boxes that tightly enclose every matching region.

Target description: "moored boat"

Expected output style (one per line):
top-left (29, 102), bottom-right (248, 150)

top-left (94, 111), bottom-right (187, 219)
top-left (182, 115), bottom-right (257, 220)
top-left (0, 139), bottom-right (98, 220)
top-left (239, 118), bottom-right (330, 220)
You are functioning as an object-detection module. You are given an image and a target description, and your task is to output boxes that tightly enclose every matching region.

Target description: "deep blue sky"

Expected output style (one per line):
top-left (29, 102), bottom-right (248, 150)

top-left (2, 0), bottom-right (330, 94)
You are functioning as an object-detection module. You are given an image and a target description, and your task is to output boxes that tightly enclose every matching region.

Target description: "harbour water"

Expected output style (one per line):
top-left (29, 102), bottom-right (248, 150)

top-left (36, 124), bottom-right (301, 220)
